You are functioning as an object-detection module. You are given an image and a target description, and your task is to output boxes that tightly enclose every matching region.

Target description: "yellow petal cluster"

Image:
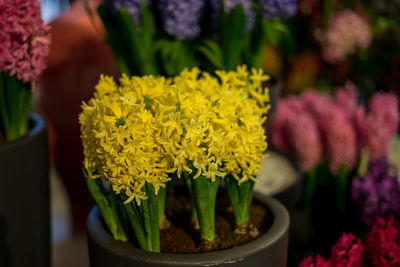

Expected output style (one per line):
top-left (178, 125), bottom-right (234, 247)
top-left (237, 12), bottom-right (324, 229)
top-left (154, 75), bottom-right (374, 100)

top-left (215, 67), bottom-right (270, 183)
top-left (79, 66), bottom-right (270, 203)
top-left (80, 74), bottom-right (173, 204)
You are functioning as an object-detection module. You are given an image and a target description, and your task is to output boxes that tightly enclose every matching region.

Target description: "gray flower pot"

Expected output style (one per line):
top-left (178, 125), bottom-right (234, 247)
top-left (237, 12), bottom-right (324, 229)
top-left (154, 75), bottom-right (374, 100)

top-left (87, 193), bottom-right (289, 267)
top-left (0, 113), bottom-right (50, 267)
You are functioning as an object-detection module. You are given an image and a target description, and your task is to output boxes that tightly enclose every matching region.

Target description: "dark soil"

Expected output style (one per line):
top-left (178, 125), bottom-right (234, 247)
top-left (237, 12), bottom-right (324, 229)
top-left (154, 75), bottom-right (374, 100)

top-left (160, 187), bottom-right (272, 253)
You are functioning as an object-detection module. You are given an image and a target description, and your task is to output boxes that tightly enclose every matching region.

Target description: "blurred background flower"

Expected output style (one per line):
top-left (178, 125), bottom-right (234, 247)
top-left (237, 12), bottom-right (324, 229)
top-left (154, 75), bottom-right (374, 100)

top-left (299, 217), bottom-right (399, 266)
top-left (352, 160), bottom-right (400, 226)
top-left (0, 0), bottom-right (51, 83)
top-left (320, 10), bottom-right (371, 64)
top-left (259, 0), bottom-right (298, 20)
top-left (209, 0), bottom-right (255, 31)
top-left (365, 217), bottom-right (400, 266)
top-left (270, 96), bottom-right (322, 171)
top-left (319, 104), bottom-right (357, 174)
top-left (355, 93), bottom-right (399, 160)
top-left (329, 233), bottom-right (363, 266)
top-left (285, 52), bottom-right (320, 94)
top-left (102, 0), bottom-right (149, 27)
top-left (157, 0), bottom-right (205, 39)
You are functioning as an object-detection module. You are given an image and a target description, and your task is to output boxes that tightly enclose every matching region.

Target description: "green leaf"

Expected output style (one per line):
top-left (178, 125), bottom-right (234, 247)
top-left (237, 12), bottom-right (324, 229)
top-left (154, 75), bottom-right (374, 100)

top-left (281, 29), bottom-right (296, 58)
top-left (186, 174), bottom-right (220, 242)
top-left (243, 14), bottom-right (267, 68)
top-left (335, 165), bottom-right (349, 213)
top-left (0, 72), bottom-right (11, 137)
top-left (98, 3), bottom-right (157, 75)
top-left (196, 39), bottom-right (224, 69)
top-left (157, 185), bottom-right (168, 225)
top-left (141, 184), bottom-right (160, 252)
top-left (155, 40), bottom-right (198, 76)
top-left (140, 3), bottom-right (154, 50)
top-left (263, 20), bottom-right (281, 46)
top-left (225, 176), bottom-right (254, 226)
top-left (97, 5), bottom-right (131, 75)
top-left (83, 167), bottom-right (128, 241)
top-left (122, 197), bottom-right (148, 250)
top-left (219, 4), bottom-right (247, 70)
top-left (117, 8), bottom-right (147, 72)
top-left (302, 167), bottom-right (318, 213)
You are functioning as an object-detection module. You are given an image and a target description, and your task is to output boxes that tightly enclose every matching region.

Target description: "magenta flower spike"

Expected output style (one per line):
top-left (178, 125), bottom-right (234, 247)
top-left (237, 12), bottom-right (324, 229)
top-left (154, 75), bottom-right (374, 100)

top-left (0, 0), bottom-right (50, 83)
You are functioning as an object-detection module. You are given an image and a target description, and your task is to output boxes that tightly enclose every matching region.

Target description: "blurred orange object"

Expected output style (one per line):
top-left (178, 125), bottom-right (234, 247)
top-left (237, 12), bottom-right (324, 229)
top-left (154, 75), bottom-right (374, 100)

top-left (285, 51), bottom-right (320, 94)
top-left (38, 0), bottom-right (118, 234)
top-left (262, 43), bottom-right (283, 79)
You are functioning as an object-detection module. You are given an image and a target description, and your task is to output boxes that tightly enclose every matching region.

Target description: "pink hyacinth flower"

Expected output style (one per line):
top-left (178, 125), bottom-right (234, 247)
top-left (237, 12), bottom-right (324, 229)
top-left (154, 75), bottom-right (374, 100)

top-left (329, 233), bottom-right (364, 267)
top-left (321, 105), bottom-right (357, 174)
top-left (335, 81), bottom-right (358, 122)
top-left (322, 10), bottom-right (371, 64)
top-left (0, 0), bottom-right (50, 83)
top-left (270, 96), bottom-right (322, 171)
top-left (356, 93), bottom-right (399, 160)
top-left (365, 216), bottom-right (400, 266)
top-left (298, 255), bottom-right (331, 267)
top-left (304, 90), bottom-right (357, 174)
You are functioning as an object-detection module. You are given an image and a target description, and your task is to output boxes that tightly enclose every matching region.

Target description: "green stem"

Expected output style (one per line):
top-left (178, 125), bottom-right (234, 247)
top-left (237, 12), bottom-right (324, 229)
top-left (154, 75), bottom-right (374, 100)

top-left (318, 160), bottom-right (330, 186)
top-left (122, 183), bottom-right (160, 252)
top-left (243, 14), bottom-right (267, 68)
top-left (186, 173), bottom-right (220, 242)
top-left (123, 196), bottom-right (149, 250)
top-left (141, 183), bottom-right (160, 252)
top-left (183, 172), bottom-right (198, 223)
top-left (0, 72), bottom-right (11, 137)
top-left (83, 167), bottom-right (128, 241)
top-left (157, 185), bottom-right (168, 226)
top-left (225, 175), bottom-right (254, 226)
top-left (336, 165), bottom-right (349, 214)
top-left (16, 83), bottom-right (31, 137)
top-left (97, 5), bottom-right (132, 76)
top-left (303, 167), bottom-right (317, 213)
top-left (6, 74), bottom-right (16, 134)
top-left (219, 4), bottom-right (246, 70)
top-left (0, 73), bottom-right (31, 141)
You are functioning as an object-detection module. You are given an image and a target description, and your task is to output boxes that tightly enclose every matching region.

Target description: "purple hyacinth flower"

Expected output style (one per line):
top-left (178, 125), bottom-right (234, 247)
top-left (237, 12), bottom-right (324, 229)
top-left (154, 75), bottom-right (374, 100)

top-left (209, 0), bottom-right (256, 31)
top-left (102, 0), bottom-right (150, 27)
top-left (258, 0), bottom-right (298, 20)
top-left (352, 159), bottom-right (400, 226)
top-left (157, 0), bottom-right (205, 40)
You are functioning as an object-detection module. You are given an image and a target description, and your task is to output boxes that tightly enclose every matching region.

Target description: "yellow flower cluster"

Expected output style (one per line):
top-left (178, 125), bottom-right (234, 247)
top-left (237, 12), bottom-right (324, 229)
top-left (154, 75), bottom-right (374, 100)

top-left (80, 66), bottom-right (270, 203)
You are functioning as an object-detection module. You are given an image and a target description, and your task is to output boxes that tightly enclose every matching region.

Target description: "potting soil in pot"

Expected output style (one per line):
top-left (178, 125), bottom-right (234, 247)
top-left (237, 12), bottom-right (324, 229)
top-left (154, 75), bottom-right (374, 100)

top-left (116, 189), bottom-right (273, 254)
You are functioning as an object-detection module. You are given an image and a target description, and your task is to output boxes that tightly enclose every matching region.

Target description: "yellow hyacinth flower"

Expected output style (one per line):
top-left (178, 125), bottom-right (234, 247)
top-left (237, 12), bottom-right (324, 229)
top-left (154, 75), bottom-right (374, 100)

top-left (80, 66), bottom-right (269, 203)
top-left (80, 75), bottom-right (173, 204)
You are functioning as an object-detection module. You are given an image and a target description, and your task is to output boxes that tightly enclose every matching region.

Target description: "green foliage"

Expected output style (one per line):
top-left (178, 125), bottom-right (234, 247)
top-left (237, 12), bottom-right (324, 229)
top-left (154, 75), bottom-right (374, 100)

top-left (83, 167), bottom-right (128, 242)
top-left (0, 72), bottom-right (32, 141)
top-left (185, 173), bottom-right (220, 242)
top-left (98, 2), bottom-right (293, 76)
top-left (84, 167), bottom-right (163, 252)
top-left (219, 4), bottom-right (247, 70)
top-left (225, 176), bottom-right (255, 226)
top-left (98, 3), bottom-right (157, 76)
top-left (156, 40), bottom-right (198, 76)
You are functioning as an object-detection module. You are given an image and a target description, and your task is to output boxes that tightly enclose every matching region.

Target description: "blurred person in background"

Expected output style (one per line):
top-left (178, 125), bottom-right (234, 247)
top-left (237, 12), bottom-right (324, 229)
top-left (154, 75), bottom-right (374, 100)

top-left (38, 0), bottom-right (118, 234)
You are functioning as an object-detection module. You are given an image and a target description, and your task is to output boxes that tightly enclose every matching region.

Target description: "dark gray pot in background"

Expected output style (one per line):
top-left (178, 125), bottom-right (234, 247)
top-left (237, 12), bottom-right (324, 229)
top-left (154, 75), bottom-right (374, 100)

top-left (0, 113), bottom-right (50, 267)
top-left (87, 194), bottom-right (289, 267)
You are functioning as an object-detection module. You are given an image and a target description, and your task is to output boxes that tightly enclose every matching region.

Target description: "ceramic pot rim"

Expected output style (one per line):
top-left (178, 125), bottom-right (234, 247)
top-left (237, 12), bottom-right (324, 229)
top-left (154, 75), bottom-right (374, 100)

top-left (0, 113), bottom-right (45, 151)
top-left (87, 193), bottom-right (289, 265)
